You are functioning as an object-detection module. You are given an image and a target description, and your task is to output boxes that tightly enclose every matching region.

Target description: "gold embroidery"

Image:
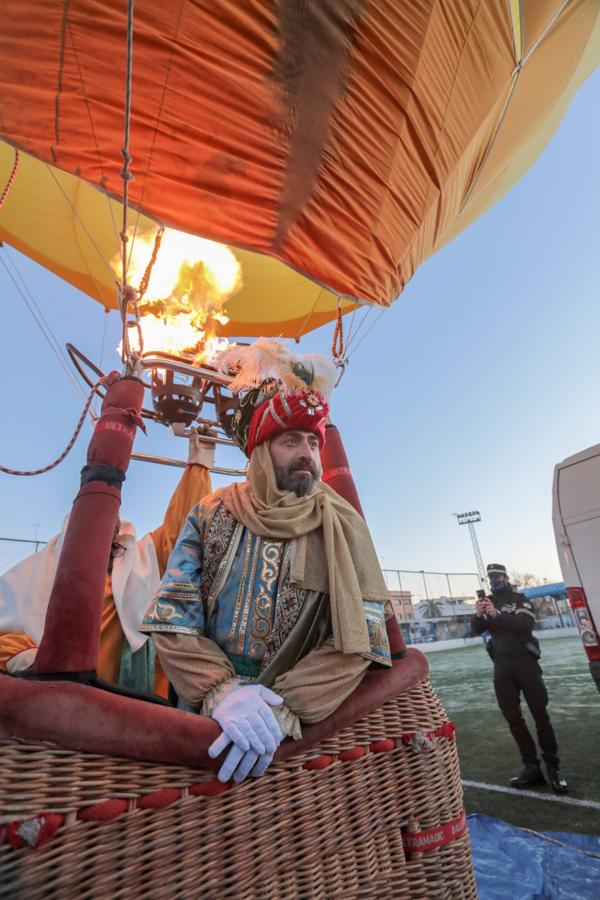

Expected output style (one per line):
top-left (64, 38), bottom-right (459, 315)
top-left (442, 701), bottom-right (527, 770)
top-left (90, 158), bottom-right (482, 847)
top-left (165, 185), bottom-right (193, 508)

top-left (267, 398), bottom-right (287, 430)
top-left (229, 533), bottom-right (254, 657)
top-left (249, 540), bottom-right (282, 656)
top-left (238, 536), bottom-right (261, 655)
top-left (206, 521), bottom-right (243, 620)
top-left (145, 600), bottom-right (183, 622)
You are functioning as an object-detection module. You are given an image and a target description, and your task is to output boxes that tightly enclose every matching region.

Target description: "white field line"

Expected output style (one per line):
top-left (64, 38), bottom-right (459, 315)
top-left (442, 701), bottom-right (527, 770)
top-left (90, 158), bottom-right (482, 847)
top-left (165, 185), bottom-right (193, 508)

top-left (550, 704), bottom-right (600, 709)
top-left (462, 780), bottom-right (600, 811)
top-left (543, 673), bottom-right (590, 679)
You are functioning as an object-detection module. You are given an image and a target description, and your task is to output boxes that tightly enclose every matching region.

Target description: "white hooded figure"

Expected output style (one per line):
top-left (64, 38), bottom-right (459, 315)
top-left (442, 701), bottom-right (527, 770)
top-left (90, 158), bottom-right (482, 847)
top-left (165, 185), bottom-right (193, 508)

top-left (0, 434), bottom-right (214, 695)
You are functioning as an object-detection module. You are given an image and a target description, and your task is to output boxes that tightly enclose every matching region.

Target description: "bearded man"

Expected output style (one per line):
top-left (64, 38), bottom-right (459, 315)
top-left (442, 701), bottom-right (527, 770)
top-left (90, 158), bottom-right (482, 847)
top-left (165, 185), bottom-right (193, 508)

top-left (141, 342), bottom-right (392, 783)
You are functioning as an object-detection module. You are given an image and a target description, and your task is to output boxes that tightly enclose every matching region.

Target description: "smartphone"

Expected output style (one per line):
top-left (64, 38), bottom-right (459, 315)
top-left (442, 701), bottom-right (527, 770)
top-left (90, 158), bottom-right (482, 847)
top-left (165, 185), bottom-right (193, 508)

top-left (476, 589), bottom-right (486, 600)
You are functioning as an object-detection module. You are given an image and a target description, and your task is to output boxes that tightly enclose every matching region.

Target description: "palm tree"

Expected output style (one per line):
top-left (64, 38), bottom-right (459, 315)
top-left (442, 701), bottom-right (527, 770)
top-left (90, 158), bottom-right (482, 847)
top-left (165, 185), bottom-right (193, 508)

top-left (418, 598), bottom-right (445, 619)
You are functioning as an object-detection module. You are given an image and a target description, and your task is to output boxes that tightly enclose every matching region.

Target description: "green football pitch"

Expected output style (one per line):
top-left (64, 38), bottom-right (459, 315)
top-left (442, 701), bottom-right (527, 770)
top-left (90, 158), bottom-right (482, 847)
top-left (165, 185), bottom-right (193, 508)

top-left (426, 636), bottom-right (600, 835)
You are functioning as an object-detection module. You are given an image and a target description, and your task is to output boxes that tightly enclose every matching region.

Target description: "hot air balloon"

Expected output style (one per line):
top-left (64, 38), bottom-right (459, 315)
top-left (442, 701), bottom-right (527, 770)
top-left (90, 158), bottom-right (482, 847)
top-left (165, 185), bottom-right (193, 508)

top-left (1, 1), bottom-right (598, 337)
top-left (0, 2), bottom-right (598, 895)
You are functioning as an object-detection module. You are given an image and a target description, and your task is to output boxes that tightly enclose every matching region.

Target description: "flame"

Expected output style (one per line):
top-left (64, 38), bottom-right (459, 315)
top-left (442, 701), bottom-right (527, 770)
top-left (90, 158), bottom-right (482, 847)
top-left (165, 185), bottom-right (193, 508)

top-left (113, 227), bottom-right (241, 360)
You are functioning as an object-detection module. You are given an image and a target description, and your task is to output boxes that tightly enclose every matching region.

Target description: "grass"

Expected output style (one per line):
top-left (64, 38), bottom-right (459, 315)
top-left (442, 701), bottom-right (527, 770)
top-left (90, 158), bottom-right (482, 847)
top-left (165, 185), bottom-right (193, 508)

top-left (426, 636), bottom-right (600, 835)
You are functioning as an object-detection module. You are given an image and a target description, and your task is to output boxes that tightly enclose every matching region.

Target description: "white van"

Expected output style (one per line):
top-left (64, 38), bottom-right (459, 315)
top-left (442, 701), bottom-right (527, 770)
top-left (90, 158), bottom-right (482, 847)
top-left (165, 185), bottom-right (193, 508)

top-left (553, 443), bottom-right (600, 692)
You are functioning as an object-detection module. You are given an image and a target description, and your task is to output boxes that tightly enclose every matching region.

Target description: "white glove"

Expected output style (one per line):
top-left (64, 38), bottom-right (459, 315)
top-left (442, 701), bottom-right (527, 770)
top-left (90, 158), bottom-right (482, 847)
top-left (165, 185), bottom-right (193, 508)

top-left (208, 684), bottom-right (285, 782)
top-left (6, 647), bottom-right (37, 673)
top-left (208, 743), bottom-right (275, 782)
top-left (187, 431), bottom-right (215, 468)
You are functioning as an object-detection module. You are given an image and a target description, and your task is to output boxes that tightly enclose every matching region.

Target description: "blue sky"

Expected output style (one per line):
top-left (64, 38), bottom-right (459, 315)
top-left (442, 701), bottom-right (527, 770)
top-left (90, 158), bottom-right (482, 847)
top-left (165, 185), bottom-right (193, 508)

top-left (1, 69), bottom-right (599, 591)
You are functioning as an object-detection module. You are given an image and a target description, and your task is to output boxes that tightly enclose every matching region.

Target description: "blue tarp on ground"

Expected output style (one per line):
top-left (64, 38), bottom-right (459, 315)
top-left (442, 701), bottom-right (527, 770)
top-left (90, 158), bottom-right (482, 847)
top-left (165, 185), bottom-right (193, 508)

top-left (468, 814), bottom-right (600, 899)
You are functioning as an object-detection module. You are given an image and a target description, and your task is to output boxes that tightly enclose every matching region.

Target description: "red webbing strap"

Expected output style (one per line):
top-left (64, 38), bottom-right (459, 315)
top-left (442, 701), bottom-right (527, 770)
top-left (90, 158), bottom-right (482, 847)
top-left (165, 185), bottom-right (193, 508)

top-left (402, 811), bottom-right (468, 854)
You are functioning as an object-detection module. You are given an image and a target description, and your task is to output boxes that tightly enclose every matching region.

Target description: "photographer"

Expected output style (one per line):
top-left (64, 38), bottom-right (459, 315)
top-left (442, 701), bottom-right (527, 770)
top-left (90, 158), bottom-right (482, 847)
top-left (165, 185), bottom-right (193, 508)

top-left (472, 563), bottom-right (568, 794)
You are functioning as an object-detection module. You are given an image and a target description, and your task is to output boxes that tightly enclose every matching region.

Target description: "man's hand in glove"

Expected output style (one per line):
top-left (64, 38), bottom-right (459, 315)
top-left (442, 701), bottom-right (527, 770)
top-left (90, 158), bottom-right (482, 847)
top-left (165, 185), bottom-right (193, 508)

top-left (208, 742), bottom-right (277, 782)
top-left (208, 684), bottom-right (285, 782)
top-left (187, 430), bottom-right (215, 469)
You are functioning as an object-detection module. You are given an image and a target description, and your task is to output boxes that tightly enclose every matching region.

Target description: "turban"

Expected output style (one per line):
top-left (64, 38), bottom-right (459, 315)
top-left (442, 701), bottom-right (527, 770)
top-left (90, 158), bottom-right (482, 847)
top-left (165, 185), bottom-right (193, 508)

top-left (217, 339), bottom-right (335, 457)
top-left (246, 390), bottom-right (328, 456)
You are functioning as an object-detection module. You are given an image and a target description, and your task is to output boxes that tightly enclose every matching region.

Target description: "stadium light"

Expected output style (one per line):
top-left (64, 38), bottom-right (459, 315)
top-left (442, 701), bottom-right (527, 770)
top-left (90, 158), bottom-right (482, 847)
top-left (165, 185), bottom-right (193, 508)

top-left (453, 510), bottom-right (486, 586)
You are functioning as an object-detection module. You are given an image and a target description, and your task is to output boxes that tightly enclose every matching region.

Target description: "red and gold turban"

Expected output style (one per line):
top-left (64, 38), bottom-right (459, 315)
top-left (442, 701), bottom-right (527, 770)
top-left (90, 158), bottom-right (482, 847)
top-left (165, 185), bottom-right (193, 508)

top-left (246, 390), bottom-right (328, 456)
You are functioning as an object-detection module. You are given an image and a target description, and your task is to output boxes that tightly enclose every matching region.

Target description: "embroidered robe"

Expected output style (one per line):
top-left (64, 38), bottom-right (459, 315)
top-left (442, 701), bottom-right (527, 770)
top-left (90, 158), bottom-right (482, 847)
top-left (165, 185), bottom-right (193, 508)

top-left (140, 499), bottom-right (391, 728)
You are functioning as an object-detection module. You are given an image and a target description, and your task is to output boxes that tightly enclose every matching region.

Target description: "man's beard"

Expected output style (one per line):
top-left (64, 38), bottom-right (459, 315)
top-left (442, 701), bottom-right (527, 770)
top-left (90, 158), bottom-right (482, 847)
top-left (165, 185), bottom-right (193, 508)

top-left (273, 458), bottom-right (321, 497)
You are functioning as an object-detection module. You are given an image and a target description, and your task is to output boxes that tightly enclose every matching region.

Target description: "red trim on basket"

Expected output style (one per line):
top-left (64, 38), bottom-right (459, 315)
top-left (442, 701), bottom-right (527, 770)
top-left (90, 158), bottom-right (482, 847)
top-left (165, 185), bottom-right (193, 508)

top-left (1, 721), bottom-right (458, 851)
top-left (339, 746), bottom-right (366, 761)
top-left (78, 799), bottom-right (129, 821)
top-left (401, 722), bottom-right (456, 747)
top-left (402, 810), bottom-right (467, 854)
top-left (189, 780), bottom-right (230, 797)
top-left (138, 788), bottom-right (182, 809)
top-left (303, 754), bottom-right (336, 770)
top-left (370, 738), bottom-right (395, 753)
top-left (6, 814), bottom-right (64, 849)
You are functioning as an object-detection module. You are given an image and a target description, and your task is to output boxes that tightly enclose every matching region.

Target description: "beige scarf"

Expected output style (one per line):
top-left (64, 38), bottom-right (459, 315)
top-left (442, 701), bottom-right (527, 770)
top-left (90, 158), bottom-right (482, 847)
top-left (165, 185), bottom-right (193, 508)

top-left (218, 443), bottom-right (389, 655)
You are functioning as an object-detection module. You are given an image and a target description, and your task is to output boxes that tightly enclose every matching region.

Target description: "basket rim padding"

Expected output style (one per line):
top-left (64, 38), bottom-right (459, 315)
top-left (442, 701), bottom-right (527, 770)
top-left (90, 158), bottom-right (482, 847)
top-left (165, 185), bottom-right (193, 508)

top-left (0, 649), bottom-right (428, 769)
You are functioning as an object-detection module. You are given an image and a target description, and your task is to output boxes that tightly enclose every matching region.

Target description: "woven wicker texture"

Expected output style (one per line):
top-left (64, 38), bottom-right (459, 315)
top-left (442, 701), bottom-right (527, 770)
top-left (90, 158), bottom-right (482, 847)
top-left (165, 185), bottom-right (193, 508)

top-left (0, 680), bottom-right (476, 899)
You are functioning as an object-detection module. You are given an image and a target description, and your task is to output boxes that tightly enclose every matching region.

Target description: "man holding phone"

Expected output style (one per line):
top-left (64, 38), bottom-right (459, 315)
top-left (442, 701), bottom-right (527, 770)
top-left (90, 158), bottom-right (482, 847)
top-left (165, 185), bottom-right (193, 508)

top-left (472, 563), bottom-right (568, 794)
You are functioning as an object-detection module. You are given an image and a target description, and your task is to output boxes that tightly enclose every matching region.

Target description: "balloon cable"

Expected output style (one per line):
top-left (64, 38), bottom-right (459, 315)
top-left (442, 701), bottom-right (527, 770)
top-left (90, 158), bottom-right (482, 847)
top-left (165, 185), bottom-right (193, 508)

top-left (345, 306), bottom-right (387, 360)
top-left (45, 164), bottom-right (119, 287)
top-left (0, 250), bottom-right (88, 404)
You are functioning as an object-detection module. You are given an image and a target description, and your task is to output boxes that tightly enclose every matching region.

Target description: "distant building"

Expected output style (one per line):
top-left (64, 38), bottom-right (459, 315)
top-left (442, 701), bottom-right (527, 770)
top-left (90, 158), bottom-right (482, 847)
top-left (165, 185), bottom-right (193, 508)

top-left (388, 590), bottom-right (414, 621)
top-left (521, 582), bottom-right (574, 629)
top-left (414, 596), bottom-right (475, 622)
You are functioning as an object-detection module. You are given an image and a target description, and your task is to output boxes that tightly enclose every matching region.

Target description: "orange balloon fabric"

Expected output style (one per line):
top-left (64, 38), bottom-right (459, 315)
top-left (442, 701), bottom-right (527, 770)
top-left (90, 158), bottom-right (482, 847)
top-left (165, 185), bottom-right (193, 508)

top-left (0, 1), bottom-right (598, 328)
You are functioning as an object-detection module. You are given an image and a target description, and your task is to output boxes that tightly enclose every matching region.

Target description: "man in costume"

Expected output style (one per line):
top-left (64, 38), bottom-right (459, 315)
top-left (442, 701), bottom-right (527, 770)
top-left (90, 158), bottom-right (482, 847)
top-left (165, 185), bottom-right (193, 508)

top-left (141, 341), bottom-right (392, 782)
top-left (0, 432), bottom-right (214, 698)
top-left (472, 563), bottom-right (568, 793)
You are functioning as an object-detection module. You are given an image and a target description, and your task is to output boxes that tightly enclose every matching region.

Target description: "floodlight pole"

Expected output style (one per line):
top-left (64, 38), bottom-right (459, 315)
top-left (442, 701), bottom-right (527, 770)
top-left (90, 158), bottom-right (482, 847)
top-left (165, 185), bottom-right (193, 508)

top-left (454, 510), bottom-right (487, 588)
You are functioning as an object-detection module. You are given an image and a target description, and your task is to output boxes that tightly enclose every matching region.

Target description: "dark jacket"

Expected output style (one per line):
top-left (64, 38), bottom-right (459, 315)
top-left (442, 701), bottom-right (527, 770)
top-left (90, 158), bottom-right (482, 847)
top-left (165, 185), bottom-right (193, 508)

top-left (471, 588), bottom-right (539, 662)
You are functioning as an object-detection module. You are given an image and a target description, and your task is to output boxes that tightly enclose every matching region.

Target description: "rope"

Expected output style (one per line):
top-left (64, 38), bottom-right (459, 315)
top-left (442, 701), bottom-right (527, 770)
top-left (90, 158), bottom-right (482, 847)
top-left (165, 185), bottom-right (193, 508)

top-left (125, 0), bottom-right (183, 271)
top-left (119, 0), bottom-right (135, 288)
top-left (67, 21), bottom-right (120, 251)
top-left (331, 300), bottom-right (345, 364)
top-left (137, 225), bottom-right (164, 302)
top-left (517, 825), bottom-right (600, 861)
top-left (0, 147), bottom-right (19, 209)
top-left (119, 284), bottom-right (143, 363)
top-left (0, 378), bottom-right (107, 477)
top-left (116, 0), bottom-right (142, 374)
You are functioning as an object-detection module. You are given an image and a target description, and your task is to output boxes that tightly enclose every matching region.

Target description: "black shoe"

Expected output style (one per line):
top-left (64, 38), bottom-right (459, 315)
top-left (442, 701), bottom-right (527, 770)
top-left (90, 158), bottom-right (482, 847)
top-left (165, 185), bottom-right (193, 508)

top-left (510, 763), bottom-right (546, 789)
top-left (546, 764), bottom-right (568, 794)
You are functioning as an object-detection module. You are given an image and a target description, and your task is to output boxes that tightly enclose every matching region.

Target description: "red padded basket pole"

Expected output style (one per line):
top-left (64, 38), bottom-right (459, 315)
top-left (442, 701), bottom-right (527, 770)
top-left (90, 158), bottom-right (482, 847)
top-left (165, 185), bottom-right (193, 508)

top-left (34, 375), bottom-right (145, 674)
top-left (321, 423), bottom-right (406, 656)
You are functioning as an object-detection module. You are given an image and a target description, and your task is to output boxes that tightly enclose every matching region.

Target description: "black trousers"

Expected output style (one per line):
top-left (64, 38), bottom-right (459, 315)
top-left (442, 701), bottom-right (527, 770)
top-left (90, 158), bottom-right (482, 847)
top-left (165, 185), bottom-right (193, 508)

top-left (493, 656), bottom-right (559, 767)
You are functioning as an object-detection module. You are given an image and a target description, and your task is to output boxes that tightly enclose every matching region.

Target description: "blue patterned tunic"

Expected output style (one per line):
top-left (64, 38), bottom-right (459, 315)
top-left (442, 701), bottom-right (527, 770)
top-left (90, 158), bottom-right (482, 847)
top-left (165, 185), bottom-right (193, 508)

top-left (140, 501), bottom-right (391, 677)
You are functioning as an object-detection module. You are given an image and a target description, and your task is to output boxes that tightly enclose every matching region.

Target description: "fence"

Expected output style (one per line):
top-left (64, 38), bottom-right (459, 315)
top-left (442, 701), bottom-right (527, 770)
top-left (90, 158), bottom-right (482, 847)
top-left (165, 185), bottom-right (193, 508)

top-left (382, 568), bottom-right (482, 604)
top-left (382, 568), bottom-right (575, 645)
top-left (0, 536), bottom-right (47, 574)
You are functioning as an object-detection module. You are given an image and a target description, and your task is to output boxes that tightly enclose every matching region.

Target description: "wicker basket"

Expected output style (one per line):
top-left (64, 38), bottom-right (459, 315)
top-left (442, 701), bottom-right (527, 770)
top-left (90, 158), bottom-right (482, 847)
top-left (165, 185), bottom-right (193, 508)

top-left (0, 679), bottom-right (476, 899)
